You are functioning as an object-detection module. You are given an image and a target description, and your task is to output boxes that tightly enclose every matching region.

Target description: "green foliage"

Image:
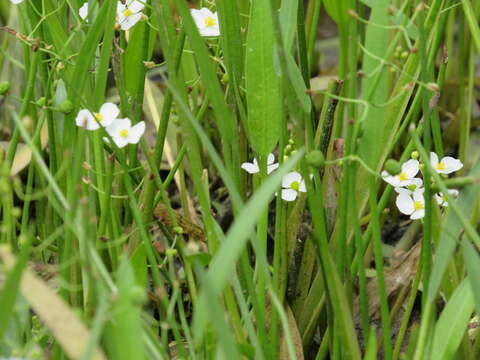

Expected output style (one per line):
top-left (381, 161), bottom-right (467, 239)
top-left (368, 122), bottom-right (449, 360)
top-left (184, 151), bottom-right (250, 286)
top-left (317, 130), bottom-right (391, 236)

top-left (0, 0), bottom-right (480, 359)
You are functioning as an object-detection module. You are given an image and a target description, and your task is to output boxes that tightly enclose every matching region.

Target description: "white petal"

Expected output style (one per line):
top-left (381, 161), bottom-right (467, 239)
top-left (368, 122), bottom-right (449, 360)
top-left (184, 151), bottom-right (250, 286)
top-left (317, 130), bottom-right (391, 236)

top-left (430, 152), bottom-right (439, 167)
top-left (199, 26), bottom-right (220, 37)
top-left (381, 171), bottom-right (400, 187)
top-left (299, 180), bottom-right (306, 193)
top-left (410, 178), bottom-right (423, 189)
top-left (281, 189), bottom-right (297, 202)
top-left (267, 153), bottom-right (275, 165)
top-left (127, 0), bottom-right (144, 13)
top-left (10, 0), bottom-right (25, 4)
top-left (267, 163), bottom-right (279, 174)
top-left (75, 109), bottom-right (99, 130)
top-left (396, 194), bottom-right (414, 215)
top-left (107, 118), bottom-right (131, 136)
top-left (440, 157), bottom-right (463, 174)
top-left (79, 2), bottom-right (89, 20)
top-left (117, 2), bottom-right (126, 12)
top-left (282, 171), bottom-right (302, 188)
top-left (402, 159), bottom-right (419, 178)
top-left (410, 209), bottom-right (425, 219)
top-left (127, 121), bottom-right (145, 144)
top-left (120, 13), bottom-right (142, 30)
top-left (395, 187), bottom-right (412, 195)
top-left (241, 162), bottom-right (259, 174)
top-left (99, 102), bottom-right (120, 127)
top-left (412, 188), bottom-right (425, 202)
top-left (112, 135), bottom-right (129, 148)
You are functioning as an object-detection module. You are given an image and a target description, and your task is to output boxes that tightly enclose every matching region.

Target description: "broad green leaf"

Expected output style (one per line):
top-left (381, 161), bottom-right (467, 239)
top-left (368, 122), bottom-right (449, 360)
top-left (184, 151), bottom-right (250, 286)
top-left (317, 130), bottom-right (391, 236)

top-left (279, 0), bottom-right (298, 51)
top-left (245, 0), bottom-right (282, 156)
top-left (430, 279), bottom-right (474, 360)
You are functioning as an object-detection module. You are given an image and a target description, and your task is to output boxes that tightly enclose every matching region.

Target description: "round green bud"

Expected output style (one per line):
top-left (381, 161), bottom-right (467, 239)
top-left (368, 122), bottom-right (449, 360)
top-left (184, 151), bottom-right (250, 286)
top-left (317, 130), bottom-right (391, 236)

top-left (166, 248), bottom-right (178, 257)
top-left (173, 226), bottom-right (184, 235)
top-left (411, 151), bottom-right (419, 159)
top-left (384, 159), bottom-right (402, 175)
top-left (305, 150), bottom-right (325, 168)
top-left (59, 99), bottom-right (74, 114)
top-left (221, 73), bottom-right (229, 84)
top-left (35, 97), bottom-right (46, 107)
top-left (0, 81), bottom-right (11, 95)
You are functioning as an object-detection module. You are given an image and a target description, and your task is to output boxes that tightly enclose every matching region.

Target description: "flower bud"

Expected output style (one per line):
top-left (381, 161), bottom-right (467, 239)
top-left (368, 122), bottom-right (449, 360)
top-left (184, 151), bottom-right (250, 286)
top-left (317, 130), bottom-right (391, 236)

top-left (0, 81), bottom-right (11, 95)
top-left (306, 150), bottom-right (325, 168)
top-left (384, 159), bottom-right (402, 175)
top-left (59, 99), bottom-right (74, 114)
top-left (411, 151), bottom-right (419, 159)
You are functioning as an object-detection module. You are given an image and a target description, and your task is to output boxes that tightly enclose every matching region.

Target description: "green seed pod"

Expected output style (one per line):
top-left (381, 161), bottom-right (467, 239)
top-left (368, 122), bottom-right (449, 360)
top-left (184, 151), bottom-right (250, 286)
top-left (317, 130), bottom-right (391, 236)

top-left (384, 159), bottom-right (402, 175)
top-left (306, 150), bottom-right (325, 168)
top-left (0, 81), bottom-right (11, 95)
top-left (59, 99), bottom-right (74, 114)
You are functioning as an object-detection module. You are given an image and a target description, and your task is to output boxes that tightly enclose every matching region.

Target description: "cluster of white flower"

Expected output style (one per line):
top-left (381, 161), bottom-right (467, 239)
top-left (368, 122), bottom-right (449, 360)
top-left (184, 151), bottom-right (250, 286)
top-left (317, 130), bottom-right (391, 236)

top-left (75, 103), bottom-right (145, 148)
top-left (382, 152), bottom-right (463, 219)
top-left (241, 153), bottom-right (307, 202)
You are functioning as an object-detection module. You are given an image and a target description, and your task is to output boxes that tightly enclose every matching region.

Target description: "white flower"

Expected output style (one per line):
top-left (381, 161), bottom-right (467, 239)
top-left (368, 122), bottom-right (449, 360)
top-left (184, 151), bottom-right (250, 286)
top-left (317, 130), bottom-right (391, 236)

top-left (430, 152), bottom-right (463, 174)
top-left (382, 159), bottom-right (420, 187)
top-left (10, 0), bottom-right (24, 4)
top-left (75, 103), bottom-right (119, 130)
top-left (395, 188), bottom-right (425, 220)
top-left (241, 153), bottom-right (279, 174)
top-left (280, 171), bottom-right (306, 201)
top-left (190, 8), bottom-right (220, 37)
top-left (79, 2), bottom-right (89, 21)
top-left (117, 0), bottom-right (144, 31)
top-left (435, 189), bottom-right (459, 207)
top-left (106, 118), bottom-right (145, 148)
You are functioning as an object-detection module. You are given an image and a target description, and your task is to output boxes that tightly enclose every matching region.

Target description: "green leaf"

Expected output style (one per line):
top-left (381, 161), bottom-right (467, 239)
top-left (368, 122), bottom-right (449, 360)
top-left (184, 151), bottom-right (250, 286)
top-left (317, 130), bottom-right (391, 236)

top-left (323, 0), bottom-right (349, 25)
top-left (430, 279), bottom-right (474, 360)
top-left (104, 259), bottom-right (146, 360)
top-left (245, 0), bottom-right (282, 156)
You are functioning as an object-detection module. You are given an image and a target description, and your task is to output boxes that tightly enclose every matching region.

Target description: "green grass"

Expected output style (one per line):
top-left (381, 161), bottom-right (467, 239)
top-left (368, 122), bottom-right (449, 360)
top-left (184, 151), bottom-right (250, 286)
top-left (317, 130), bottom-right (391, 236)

top-left (1, 0), bottom-right (480, 359)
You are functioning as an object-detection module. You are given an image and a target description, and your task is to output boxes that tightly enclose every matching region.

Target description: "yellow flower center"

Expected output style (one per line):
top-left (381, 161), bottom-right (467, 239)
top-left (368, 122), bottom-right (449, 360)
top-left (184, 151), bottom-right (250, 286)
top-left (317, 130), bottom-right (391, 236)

top-left (436, 162), bottom-right (445, 171)
top-left (290, 181), bottom-right (300, 191)
top-left (120, 129), bottom-right (129, 138)
top-left (123, 9), bottom-right (133, 17)
top-left (413, 201), bottom-right (424, 211)
top-left (95, 113), bottom-right (103, 122)
top-left (398, 172), bottom-right (408, 181)
top-left (204, 16), bottom-right (216, 27)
